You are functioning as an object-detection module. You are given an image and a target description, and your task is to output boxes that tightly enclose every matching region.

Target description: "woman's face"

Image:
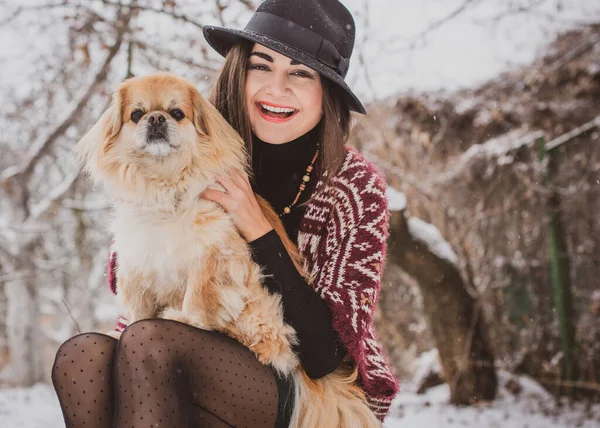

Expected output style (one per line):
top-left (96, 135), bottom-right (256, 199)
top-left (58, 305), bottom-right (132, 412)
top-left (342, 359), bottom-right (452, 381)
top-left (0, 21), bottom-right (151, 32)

top-left (245, 43), bottom-right (323, 145)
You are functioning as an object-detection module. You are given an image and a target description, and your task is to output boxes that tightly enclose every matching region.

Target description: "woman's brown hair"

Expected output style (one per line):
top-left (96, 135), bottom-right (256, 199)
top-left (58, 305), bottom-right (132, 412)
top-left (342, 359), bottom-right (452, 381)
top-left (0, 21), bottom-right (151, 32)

top-left (209, 40), bottom-right (352, 199)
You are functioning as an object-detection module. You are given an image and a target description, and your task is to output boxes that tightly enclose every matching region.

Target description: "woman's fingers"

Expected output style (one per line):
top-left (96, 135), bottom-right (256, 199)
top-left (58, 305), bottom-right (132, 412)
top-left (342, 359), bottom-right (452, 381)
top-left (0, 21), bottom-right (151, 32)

top-left (214, 174), bottom-right (238, 195)
top-left (201, 188), bottom-right (231, 210)
top-left (200, 170), bottom-right (272, 242)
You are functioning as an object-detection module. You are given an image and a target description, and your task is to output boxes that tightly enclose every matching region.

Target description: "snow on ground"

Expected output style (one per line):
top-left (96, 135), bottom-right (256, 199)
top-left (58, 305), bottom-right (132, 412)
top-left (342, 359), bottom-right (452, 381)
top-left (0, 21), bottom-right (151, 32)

top-left (2, 370), bottom-right (599, 428)
top-left (0, 383), bottom-right (63, 428)
top-left (385, 370), bottom-right (600, 428)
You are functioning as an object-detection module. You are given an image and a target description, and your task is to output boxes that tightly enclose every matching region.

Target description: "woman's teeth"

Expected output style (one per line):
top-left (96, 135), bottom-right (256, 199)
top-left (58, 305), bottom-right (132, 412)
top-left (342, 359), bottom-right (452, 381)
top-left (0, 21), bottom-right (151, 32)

top-left (260, 103), bottom-right (295, 114)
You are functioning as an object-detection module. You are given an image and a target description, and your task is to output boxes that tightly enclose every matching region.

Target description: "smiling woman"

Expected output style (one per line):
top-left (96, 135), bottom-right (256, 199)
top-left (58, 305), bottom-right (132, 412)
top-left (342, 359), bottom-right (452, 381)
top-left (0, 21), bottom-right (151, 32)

top-left (51, 1), bottom-right (398, 427)
top-left (202, 1), bottom-right (399, 422)
top-left (245, 46), bottom-right (324, 144)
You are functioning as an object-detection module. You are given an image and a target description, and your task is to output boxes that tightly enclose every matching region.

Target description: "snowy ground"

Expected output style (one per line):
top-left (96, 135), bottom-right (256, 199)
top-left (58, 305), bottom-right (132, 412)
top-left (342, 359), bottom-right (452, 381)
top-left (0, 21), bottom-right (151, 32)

top-left (1, 370), bottom-right (599, 428)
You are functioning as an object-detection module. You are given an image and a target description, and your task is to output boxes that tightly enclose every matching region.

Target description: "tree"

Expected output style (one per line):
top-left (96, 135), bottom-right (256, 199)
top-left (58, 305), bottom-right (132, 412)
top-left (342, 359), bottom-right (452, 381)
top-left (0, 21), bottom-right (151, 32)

top-left (387, 202), bottom-right (497, 404)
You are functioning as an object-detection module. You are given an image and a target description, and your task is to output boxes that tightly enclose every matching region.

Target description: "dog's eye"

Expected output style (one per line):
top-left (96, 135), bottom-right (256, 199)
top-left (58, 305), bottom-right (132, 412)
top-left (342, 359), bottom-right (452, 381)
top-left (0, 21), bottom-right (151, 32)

top-left (131, 109), bottom-right (144, 123)
top-left (169, 108), bottom-right (185, 121)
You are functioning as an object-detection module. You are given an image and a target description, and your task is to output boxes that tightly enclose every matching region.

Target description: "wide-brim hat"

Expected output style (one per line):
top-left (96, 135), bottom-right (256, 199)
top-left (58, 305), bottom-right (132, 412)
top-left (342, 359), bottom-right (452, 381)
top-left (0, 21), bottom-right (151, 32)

top-left (203, 0), bottom-right (366, 114)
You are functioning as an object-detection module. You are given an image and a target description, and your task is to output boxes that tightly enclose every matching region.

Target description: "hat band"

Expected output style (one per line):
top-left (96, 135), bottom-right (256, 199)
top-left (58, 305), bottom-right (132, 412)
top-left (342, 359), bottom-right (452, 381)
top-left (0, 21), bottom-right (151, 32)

top-left (244, 12), bottom-right (349, 77)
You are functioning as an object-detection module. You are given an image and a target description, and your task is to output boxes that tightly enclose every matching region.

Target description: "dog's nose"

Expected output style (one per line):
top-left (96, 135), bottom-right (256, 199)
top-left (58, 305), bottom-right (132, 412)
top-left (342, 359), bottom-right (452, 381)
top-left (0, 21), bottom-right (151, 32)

top-left (147, 112), bottom-right (166, 124)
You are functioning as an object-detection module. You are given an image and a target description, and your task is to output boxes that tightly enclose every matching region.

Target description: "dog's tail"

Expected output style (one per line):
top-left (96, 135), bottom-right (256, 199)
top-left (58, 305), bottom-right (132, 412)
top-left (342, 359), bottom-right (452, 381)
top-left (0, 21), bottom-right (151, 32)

top-left (288, 359), bottom-right (381, 428)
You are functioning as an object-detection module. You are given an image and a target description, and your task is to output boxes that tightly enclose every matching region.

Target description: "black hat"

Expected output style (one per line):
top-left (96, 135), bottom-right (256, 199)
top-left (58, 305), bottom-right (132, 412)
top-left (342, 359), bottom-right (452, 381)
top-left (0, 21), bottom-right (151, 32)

top-left (203, 0), bottom-right (366, 114)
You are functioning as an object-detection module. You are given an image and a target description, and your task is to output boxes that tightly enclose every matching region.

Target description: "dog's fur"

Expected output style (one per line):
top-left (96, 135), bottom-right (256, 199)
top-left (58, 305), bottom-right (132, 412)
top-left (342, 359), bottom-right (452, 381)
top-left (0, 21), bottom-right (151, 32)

top-left (76, 72), bottom-right (380, 427)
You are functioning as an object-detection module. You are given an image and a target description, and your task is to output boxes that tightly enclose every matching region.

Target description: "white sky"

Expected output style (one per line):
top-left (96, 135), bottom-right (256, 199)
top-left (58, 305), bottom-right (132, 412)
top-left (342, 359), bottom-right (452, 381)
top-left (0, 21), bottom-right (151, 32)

top-left (1, 0), bottom-right (599, 103)
top-left (340, 0), bottom-right (600, 101)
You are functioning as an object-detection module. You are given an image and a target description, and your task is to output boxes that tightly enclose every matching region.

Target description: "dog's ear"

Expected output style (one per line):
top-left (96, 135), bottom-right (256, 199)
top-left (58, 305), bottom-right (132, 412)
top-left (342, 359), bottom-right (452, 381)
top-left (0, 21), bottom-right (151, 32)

top-left (190, 87), bottom-right (212, 138)
top-left (189, 86), bottom-right (246, 143)
top-left (75, 89), bottom-right (123, 179)
top-left (189, 86), bottom-right (249, 171)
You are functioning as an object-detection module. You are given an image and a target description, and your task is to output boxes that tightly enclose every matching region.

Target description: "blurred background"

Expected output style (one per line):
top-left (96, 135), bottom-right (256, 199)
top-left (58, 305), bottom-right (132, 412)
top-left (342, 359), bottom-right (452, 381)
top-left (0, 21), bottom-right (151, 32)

top-left (0, 0), bottom-right (599, 426)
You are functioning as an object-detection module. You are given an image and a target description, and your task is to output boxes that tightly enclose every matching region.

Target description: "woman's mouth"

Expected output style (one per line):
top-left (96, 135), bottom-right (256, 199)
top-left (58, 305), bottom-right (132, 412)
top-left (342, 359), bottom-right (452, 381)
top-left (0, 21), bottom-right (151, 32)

top-left (255, 102), bottom-right (298, 124)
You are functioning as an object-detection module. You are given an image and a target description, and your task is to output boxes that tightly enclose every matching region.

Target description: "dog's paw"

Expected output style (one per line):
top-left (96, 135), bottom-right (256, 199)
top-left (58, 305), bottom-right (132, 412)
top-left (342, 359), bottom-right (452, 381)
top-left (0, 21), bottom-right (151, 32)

top-left (246, 327), bottom-right (300, 376)
top-left (258, 344), bottom-right (299, 376)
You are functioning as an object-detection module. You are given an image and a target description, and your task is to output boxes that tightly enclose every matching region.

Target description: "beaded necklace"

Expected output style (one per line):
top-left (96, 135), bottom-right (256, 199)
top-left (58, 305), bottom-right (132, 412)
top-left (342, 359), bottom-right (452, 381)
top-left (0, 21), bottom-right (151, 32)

top-left (280, 144), bottom-right (320, 217)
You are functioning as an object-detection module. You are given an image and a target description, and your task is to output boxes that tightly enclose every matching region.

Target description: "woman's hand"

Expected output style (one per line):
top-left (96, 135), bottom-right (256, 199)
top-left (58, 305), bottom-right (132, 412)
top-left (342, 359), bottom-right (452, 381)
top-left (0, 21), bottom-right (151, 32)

top-left (201, 169), bottom-right (273, 242)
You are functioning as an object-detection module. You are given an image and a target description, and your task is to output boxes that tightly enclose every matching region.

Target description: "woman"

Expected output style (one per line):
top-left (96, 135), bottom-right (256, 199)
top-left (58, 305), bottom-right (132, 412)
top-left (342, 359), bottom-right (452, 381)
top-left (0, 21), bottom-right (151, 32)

top-left (51, 0), bottom-right (399, 427)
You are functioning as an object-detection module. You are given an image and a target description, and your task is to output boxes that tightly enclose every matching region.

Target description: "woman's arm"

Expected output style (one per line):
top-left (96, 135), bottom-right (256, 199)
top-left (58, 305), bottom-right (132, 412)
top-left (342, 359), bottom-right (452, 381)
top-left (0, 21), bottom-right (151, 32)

top-left (249, 229), bottom-right (346, 379)
top-left (201, 169), bottom-right (346, 378)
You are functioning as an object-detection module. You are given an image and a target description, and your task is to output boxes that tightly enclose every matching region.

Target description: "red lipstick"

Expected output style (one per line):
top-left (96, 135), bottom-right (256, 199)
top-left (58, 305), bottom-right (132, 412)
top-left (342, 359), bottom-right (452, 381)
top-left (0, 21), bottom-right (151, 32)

top-left (255, 102), bottom-right (298, 124)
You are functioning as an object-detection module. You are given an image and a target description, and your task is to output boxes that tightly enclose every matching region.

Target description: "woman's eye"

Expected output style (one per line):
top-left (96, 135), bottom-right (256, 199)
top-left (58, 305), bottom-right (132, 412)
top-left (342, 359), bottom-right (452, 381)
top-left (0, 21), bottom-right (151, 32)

top-left (248, 63), bottom-right (269, 71)
top-left (169, 108), bottom-right (185, 121)
top-left (131, 109), bottom-right (144, 123)
top-left (293, 70), bottom-right (313, 78)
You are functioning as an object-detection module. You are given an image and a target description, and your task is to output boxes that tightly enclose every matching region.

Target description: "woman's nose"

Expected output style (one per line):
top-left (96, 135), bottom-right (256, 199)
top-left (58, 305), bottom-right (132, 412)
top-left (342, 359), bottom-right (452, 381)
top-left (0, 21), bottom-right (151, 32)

top-left (267, 72), bottom-right (290, 96)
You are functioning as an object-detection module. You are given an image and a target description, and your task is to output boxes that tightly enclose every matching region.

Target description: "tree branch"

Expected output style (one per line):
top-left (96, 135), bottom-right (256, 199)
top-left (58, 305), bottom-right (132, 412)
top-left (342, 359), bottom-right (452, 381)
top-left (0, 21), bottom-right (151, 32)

top-left (134, 40), bottom-right (221, 73)
top-left (548, 34), bottom-right (600, 73)
top-left (0, 1), bottom-right (69, 27)
top-left (99, 0), bottom-right (205, 29)
top-left (28, 170), bottom-right (81, 220)
top-left (386, 0), bottom-right (483, 51)
top-left (546, 116), bottom-right (600, 151)
top-left (215, 0), bottom-right (226, 26)
top-left (0, 8), bottom-right (131, 188)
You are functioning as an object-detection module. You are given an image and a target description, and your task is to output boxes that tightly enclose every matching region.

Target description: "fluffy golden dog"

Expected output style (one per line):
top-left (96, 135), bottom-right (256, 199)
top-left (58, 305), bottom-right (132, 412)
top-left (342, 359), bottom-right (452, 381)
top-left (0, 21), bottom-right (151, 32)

top-left (76, 72), bottom-right (380, 428)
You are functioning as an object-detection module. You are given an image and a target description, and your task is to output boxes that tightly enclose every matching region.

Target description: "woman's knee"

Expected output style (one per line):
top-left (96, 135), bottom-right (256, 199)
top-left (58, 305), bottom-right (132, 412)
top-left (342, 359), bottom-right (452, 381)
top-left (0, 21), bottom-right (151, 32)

top-left (115, 319), bottom-right (179, 370)
top-left (52, 332), bottom-right (117, 383)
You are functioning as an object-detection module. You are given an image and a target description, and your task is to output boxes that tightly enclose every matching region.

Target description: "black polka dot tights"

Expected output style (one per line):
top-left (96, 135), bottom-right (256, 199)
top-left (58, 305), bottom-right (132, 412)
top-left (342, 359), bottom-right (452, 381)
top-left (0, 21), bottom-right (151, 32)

top-left (52, 319), bottom-right (280, 427)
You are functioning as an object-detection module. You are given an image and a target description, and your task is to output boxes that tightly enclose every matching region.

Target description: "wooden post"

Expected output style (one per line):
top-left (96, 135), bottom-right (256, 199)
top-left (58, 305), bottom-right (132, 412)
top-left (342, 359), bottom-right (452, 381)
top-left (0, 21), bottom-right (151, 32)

top-left (536, 136), bottom-right (577, 391)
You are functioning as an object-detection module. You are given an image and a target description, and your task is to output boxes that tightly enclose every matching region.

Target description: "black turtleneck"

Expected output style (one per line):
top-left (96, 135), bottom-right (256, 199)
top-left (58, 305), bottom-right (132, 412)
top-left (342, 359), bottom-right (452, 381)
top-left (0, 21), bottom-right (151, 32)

top-left (248, 124), bottom-right (346, 379)
top-left (251, 124), bottom-right (320, 242)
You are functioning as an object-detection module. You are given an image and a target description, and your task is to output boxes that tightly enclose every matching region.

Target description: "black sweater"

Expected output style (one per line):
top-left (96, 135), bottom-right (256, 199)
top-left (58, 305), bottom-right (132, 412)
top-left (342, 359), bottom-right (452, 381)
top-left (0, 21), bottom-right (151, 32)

top-left (248, 126), bottom-right (346, 379)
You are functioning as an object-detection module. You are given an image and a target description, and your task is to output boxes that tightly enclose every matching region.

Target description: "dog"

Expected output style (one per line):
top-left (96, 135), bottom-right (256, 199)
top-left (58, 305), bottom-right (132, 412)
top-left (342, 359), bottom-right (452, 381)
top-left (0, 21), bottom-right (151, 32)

top-left (76, 72), bottom-right (380, 428)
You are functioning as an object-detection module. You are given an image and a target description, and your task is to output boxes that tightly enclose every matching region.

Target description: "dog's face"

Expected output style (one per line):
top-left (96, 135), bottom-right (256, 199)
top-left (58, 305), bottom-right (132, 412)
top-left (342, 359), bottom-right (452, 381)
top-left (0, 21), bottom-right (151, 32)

top-left (77, 72), bottom-right (245, 193)
top-left (119, 77), bottom-right (197, 158)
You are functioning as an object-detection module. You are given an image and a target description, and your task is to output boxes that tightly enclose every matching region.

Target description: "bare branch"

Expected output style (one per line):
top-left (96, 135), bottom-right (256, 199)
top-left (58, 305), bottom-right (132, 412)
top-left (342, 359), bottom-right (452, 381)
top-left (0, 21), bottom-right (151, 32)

top-left (0, 8), bottom-right (132, 187)
top-left (134, 40), bottom-right (221, 73)
top-left (28, 170), bottom-right (80, 220)
top-left (0, 7), bottom-right (23, 26)
top-left (126, 40), bottom-right (134, 79)
top-left (0, 1), bottom-right (69, 26)
top-left (481, 0), bottom-right (585, 26)
top-left (62, 299), bottom-right (82, 335)
top-left (385, 0), bottom-right (483, 51)
top-left (545, 116), bottom-right (600, 152)
top-left (547, 34), bottom-right (600, 74)
top-left (99, 0), bottom-right (205, 30)
top-left (216, 0), bottom-right (226, 26)
top-left (237, 0), bottom-right (257, 10)
top-left (354, 0), bottom-right (378, 101)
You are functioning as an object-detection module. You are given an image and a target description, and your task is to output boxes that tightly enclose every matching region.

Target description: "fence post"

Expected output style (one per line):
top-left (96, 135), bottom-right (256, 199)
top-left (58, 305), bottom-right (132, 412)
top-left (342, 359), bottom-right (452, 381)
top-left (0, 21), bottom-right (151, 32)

top-left (535, 136), bottom-right (576, 393)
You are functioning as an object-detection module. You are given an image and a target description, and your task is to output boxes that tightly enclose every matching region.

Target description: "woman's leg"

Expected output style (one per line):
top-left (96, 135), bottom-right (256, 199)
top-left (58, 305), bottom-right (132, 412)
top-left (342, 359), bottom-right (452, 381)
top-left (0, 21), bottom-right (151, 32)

top-left (51, 332), bottom-right (118, 428)
top-left (113, 319), bottom-right (283, 428)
